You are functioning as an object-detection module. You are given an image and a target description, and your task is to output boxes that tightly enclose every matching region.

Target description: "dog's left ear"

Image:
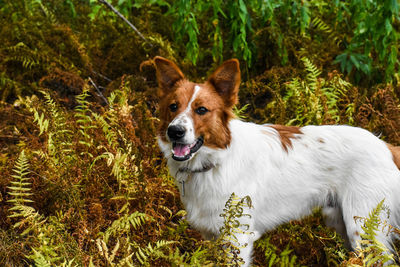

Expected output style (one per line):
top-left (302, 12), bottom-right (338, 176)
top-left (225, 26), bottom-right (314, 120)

top-left (207, 59), bottom-right (241, 107)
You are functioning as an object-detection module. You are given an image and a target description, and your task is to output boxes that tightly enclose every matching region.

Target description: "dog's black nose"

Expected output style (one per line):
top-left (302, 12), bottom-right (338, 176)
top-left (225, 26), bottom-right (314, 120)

top-left (167, 125), bottom-right (186, 141)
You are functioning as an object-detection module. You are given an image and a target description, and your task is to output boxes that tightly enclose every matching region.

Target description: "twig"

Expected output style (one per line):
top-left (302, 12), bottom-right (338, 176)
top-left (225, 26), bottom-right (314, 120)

top-left (89, 77), bottom-right (109, 106)
top-left (92, 70), bottom-right (112, 82)
top-left (98, 0), bottom-right (152, 47)
top-left (0, 135), bottom-right (20, 141)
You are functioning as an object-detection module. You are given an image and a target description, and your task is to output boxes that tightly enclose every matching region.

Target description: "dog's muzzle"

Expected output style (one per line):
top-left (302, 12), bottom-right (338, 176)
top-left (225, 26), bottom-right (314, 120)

top-left (167, 125), bottom-right (204, 161)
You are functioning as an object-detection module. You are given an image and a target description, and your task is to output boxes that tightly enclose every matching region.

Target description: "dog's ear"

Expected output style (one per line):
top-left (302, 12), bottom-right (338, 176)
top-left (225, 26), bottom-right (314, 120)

top-left (207, 59), bottom-right (240, 107)
top-left (154, 56), bottom-right (184, 96)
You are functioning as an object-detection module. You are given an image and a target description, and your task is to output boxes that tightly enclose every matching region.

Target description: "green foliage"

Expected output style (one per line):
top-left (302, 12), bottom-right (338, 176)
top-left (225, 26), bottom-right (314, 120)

top-left (255, 238), bottom-right (298, 267)
top-left (5, 80), bottom-right (217, 266)
top-left (211, 193), bottom-right (252, 266)
top-left (7, 150), bottom-right (33, 219)
top-left (170, 0), bottom-right (200, 65)
top-left (351, 200), bottom-right (397, 267)
top-left (95, 207), bottom-right (173, 266)
top-left (233, 104), bottom-right (249, 119)
top-left (227, 0), bottom-right (253, 65)
top-left (334, 0), bottom-right (400, 82)
top-left (74, 84), bottom-right (96, 153)
top-left (7, 150), bottom-right (81, 265)
top-left (284, 57), bottom-right (352, 126)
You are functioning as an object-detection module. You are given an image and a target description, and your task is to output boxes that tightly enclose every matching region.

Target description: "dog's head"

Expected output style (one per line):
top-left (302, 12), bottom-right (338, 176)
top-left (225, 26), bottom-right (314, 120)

top-left (154, 57), bottom-right (240, 162)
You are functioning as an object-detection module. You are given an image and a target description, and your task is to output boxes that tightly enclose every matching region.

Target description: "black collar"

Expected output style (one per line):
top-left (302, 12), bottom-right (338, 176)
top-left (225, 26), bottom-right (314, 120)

top-left (178, 163), bottom-right (214, 174)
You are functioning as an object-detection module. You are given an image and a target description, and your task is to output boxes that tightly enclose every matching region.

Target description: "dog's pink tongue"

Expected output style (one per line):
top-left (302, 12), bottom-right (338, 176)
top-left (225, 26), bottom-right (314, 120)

top-left (173, 144), bottom-right (190, 157)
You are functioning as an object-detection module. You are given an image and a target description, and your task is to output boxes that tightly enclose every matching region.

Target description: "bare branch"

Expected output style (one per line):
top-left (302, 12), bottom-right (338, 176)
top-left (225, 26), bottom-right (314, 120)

top-left (98, 0), bottom-right (152, 47)
top-left (89, 77), bottom-right (109, 106)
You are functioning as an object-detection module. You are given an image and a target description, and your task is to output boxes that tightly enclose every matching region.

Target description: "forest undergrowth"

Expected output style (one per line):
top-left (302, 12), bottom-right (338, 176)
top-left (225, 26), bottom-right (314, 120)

top-left (1, 0), bottom-right (400, 266)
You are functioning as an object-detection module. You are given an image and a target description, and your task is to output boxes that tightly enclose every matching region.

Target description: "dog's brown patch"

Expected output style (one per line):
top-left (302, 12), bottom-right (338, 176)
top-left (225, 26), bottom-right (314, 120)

top-left (190, 83), bottom-right (234, 149)
top-left (157, 79), bottom-right (195, 142)
top-left (266, 125), bottom-right (303, 152)
top-left (387, 144), bottom-right (400, 170)
top-left (154, 57), bottom-right (240, 149)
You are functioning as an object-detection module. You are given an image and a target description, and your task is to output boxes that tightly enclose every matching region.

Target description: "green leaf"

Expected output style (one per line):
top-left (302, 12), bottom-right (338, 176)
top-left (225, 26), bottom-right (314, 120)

top-left (385, 18), bottom-right (392, 36)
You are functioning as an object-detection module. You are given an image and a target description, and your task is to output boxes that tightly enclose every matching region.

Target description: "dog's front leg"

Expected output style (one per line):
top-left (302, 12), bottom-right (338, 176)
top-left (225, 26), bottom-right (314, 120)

top-left (234, 229), bottom-right (261, 267)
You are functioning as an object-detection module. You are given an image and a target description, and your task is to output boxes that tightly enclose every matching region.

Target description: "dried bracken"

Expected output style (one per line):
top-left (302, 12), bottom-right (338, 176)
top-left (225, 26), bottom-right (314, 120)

top-left (1, 0), bottom-right (400, 266)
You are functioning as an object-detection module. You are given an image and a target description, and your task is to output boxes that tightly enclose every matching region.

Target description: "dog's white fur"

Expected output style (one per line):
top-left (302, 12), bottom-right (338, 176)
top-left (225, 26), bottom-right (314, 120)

top-left (159, 119), bottom-right (400, 265)
top-left (155, 58), bottom-right (400, 265)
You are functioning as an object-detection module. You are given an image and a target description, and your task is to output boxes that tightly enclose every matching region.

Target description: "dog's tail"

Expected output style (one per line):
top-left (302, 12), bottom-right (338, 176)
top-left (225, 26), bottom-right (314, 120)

top-left (387, 144), bottom-right (400, 170)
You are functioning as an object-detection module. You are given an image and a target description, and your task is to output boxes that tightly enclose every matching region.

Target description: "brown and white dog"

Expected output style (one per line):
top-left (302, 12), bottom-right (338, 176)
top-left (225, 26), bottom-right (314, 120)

top-left (154, 56), bottom-right (400, 265)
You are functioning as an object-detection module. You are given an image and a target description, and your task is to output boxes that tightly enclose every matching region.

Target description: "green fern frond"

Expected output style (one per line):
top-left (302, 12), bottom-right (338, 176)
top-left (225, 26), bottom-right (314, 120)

top-left (5, 42), bottom-right (46, 70)
top-left (7, 150), bottom-right (48, 237)
top-left (75, 85), bottom-right (96, 150)
top-left (311, 17), bottom-right (342, 46)
top-left (102, 211), bottom-right (150, 243)
top-left (7, 150), bottom-right (33, 217)
top-left (359, 200), bottom-right (386, 244)
top-left (0, 72), bottom-right (23, 101)
top-left (92, 113), bottom-right (119, 149)
top-left (212, 193), bottom-right (253, 266)
top-left (284, 57), bottom-right (351, 125)
top-left (135, 240), bottom-right (177, 266)
top-left (40, 90), bottom-right (75, 163)
top-left (256, 238), bottom-right (298, 267)
top-left (97, 210), bottom-right (177, 266)
top-left (311, 17), bottom-right (331, 34)
top-left (302, 57), bottom-right (321, 91)
top-left (352, 200), bottom-right (397, 267)
top-left (29, 249), bottom-right (52, 267)
top-left (32, 108), bottom-right (49, 136)
top-left (233, 104), bottom-right (250, 119)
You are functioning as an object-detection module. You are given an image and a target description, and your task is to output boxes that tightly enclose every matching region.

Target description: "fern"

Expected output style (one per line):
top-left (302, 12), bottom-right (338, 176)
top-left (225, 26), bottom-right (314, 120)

top-left (74, 84), bottom-right (96, 153)
top-left (7, 150), bottom-right (44, 233)
top-left (351, 200), bottom-right (397, 267)
top-left (102, 211), bottom-right (149, 243)
top-left (311, 17), bottom-right (342, 47)
top-left (5, 42), bottom-right (41, 70)
top-left (93, 88), bottom-right (131, 150)
top-left (134, 240), bottom-right (177, 266)
top-left (40, 90), bottom-right (75, 164)
top-left (7, 150), bottom-right (79, 264)
top-left (255, 238), bottom-right (298, 267)
top-left (303, 57), bottom-right (322, 90)
top-left (97, 209), bottom-right (176, 266)
top-left (233, 104), bottom-right (249, 119)
top-left (0, 72), bottom-right (23, 101)
top-left (284, 57), bottom-right (351, 125)
top-left (212, 193), bottom-right (253, 266)
top-left (16, 95), bottom-right (49, 136)
top-left (92, 112), bottom-right (119, 149)
top-left (7, 150), bottom-right (33, 219)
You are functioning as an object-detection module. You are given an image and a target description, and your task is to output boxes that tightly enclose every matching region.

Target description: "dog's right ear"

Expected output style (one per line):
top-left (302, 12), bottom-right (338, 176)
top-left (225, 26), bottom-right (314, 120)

top-left (154, 56), bottom-right (184, 96)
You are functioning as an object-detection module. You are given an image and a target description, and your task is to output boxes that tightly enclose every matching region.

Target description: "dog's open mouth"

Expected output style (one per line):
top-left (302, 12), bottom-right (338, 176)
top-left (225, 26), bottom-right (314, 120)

top-left (171, 137), bottom-right (204, 161)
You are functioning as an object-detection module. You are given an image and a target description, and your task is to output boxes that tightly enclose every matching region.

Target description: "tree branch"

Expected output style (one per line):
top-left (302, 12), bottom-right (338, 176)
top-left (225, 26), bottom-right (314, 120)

top-left (98, 0), bottom-right (152, 47)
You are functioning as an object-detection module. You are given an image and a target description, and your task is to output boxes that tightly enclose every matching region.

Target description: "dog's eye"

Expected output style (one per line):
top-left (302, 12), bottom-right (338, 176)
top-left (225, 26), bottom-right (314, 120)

top-left (195, 106), bottom-right (208, 115)
top-left (169, 103), bottom-right (178, 112)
